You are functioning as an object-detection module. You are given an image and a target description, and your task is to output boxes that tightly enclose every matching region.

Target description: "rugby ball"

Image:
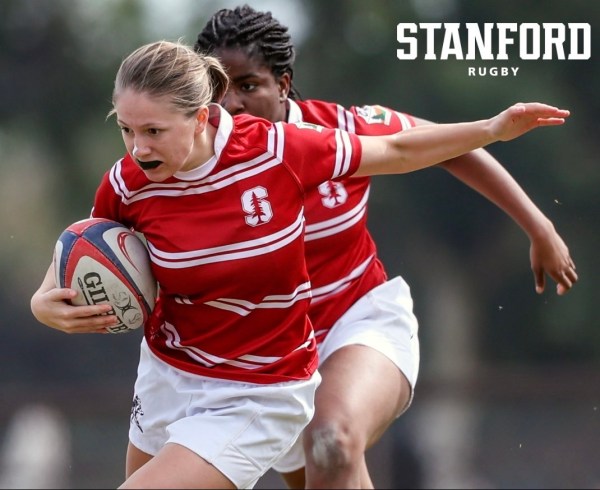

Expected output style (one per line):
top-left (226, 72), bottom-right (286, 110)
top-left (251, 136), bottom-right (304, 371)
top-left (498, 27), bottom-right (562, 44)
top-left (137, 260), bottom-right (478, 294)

top-left (54, 218), bottom-right (157, 334)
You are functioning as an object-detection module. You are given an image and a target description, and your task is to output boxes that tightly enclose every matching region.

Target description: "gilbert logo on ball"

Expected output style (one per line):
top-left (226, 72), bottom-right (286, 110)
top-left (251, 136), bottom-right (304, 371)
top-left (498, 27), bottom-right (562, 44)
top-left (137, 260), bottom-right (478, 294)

top-left (54, 218), bottom-right (157, 334)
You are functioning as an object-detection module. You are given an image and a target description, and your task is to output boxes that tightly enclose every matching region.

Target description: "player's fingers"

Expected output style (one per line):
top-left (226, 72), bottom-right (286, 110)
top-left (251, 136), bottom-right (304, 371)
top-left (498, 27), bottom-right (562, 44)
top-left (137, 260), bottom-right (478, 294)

top-left (518, 102), bottom-right (570, 117)
top-left (534, 269), bottom-right (545, 294)
top-left (60, 317), bottom-right (117, 333)
top-left (555, 273), bottom-right (574, 296)
top-left (74, 304), bottom-right (116, 318)
top-left (48, 287), bottom-right (79, 301)
top-left (536, 117), bottom-right (567, 127)
top-left (63, 325), bottom-right (113, 334)
top-left (557, 283), bottom-right (570, 296)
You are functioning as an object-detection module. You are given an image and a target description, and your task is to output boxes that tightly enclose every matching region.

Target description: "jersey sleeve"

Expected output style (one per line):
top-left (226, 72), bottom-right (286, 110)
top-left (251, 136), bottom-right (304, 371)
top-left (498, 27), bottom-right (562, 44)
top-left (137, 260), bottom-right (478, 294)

top-left (279, 121), bottom-right (362, 191)
top-left (90, 157), bottom-right (130, 225)
top-left (348, 104), bottom-right (415, 136)
top-left (91, 170), bottom-right (121, 221)
top-left (298, 99), bottom-right (415, 137)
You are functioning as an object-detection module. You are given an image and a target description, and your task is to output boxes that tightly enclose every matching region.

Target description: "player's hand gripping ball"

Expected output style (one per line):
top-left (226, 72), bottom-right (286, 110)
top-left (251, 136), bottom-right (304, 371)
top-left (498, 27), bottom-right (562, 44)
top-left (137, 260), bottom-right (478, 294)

top-left (54, 218), bottom-right (157, 334)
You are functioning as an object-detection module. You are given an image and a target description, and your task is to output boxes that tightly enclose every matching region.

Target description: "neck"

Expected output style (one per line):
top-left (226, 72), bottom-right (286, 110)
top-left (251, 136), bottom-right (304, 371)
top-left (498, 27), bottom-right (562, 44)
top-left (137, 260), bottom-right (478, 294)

top-left (184, 122), bottom-right (217, 172)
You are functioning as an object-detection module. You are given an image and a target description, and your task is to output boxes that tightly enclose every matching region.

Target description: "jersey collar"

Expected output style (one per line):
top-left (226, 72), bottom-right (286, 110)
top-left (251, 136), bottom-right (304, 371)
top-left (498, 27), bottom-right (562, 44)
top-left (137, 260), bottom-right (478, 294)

top-left (173, 104), bottom-right (233, 181)
top-left (286, 99), bottom-right (304, 124)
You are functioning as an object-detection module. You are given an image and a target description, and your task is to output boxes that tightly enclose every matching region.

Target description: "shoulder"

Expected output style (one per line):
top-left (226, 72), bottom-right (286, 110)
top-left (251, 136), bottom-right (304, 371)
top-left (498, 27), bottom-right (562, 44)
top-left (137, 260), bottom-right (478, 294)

top-left (97, 153), bottom-right (149, 193)
top-left (227, 114), bottom-right (275, 155)
top-left (294, 99), bottom-right (342, 126)
top-left (294, 99), bottom-right (414, 134)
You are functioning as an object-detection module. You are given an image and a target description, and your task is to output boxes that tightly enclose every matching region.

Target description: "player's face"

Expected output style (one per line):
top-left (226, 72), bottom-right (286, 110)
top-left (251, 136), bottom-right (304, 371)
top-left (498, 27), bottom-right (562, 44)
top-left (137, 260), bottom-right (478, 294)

top-left (215, 47), bottom-right (290, 122)
top-left (114, 89), bottom-right (208, 182)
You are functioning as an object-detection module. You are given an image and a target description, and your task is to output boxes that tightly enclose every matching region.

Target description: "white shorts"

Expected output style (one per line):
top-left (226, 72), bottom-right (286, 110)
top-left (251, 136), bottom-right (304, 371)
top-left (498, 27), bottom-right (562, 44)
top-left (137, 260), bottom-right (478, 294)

top-left (271, 275), bottom-right (420, 473)
top-left (128, 338), bottom-right (321, 489)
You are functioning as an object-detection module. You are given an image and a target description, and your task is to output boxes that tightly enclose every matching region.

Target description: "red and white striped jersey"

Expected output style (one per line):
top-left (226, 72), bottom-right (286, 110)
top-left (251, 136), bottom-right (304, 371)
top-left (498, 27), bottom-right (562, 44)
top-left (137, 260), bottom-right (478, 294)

top-left (287, 99), bottom-right (415, 342)
top-left (92, 104), bottom-right (362, 384)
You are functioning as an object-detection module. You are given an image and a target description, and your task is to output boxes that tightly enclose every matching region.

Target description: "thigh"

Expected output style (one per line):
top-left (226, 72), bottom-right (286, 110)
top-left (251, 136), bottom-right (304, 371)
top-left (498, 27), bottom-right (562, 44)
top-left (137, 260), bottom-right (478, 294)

top-left (120, 442), bottom-right (234, 489)
top-left (315, 344), bottom-right (410, 447)
top-left (125, 442), bottom-right (153, 479)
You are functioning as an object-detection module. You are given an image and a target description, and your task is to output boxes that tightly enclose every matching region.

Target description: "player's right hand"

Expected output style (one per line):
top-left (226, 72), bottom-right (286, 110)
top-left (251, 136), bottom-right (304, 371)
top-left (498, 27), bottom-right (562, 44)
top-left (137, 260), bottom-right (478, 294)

top-left (30, 286), bottom-right (118, 334)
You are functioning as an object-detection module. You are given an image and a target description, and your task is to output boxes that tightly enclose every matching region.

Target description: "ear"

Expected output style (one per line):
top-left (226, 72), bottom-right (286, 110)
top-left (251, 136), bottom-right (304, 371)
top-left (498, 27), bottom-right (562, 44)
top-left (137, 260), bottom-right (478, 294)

top-left (195, 106), bottom-right (210, 133)
top-left (278, 72), bottom-right (291, 102)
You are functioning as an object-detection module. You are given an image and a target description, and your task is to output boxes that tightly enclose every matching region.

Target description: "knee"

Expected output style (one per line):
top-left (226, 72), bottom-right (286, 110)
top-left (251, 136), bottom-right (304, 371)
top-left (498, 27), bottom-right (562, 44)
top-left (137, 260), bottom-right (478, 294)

top-left (303, 422), bottom-right (360, 472)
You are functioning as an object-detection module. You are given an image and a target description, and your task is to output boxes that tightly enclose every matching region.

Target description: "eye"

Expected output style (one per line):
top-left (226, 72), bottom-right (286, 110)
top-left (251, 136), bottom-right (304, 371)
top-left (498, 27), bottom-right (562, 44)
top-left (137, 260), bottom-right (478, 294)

top-left (119, 126), bottom-right (131, 135)
top-left (147, 128), bottom-right (160, 135)
top-left (240, 82), bottom-right (257, 92)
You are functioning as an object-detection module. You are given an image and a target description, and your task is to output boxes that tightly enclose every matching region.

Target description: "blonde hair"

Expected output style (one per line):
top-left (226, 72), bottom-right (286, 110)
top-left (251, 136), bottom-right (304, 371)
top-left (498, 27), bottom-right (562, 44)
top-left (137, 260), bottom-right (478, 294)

top-left (108, 40), bottom-right (229, 118)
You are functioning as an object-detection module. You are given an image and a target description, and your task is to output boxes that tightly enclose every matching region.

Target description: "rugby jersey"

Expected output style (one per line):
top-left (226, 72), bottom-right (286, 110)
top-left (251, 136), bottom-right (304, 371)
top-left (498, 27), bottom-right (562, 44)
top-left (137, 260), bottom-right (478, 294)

top-left (91, 104), bottom-right (362, 383)
top-left (288, 99), bottom-right (415, 342)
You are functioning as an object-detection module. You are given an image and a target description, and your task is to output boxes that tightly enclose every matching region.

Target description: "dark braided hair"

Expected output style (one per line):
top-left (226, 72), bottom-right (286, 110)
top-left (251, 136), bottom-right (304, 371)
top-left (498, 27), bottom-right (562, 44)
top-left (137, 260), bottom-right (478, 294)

top-left (194, 4), bottom-right (302, 100)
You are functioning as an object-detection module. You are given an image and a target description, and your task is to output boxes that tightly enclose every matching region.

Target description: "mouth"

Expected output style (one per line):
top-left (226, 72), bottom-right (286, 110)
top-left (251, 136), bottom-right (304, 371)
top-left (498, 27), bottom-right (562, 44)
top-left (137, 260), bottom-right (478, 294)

top-left (137, 159), bottom-right (163, 170)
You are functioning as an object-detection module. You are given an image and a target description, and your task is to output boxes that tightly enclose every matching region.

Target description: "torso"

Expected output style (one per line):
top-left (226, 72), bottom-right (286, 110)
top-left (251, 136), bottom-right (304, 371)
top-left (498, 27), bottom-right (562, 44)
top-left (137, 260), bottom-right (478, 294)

top-left (289, 99), bottom-right (415, 341)
top-left (92, 104), bottom-right (362, 383)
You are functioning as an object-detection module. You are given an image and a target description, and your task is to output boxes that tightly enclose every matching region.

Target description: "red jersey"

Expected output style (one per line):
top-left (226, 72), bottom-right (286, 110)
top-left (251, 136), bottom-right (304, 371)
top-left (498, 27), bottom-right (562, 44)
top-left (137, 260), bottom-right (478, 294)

top-left (287, 99), bottom-right (415, 342)
top-left (92, 105), bottom-right (361, 384)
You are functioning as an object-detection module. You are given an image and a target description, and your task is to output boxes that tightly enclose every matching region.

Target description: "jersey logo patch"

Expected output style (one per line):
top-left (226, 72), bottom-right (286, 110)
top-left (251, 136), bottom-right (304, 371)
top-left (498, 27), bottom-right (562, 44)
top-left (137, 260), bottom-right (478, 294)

top-left (318, 181), bottom-right (348, 208)
top-left (242, 186), bottom-right (273, 226)
top-left (293, 121), bottom-right (324, 132)
top-left (356, 105), bottom-right (392, 125)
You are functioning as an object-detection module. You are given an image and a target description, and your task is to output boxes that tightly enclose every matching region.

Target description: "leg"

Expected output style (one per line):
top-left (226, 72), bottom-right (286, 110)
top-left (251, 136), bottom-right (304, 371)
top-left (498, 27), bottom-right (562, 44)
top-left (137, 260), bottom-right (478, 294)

top-left (119, 442), bottom-right (235, 489)
top-left (125, 441), bottom-right (153, 479)
top-left (303, 345), bottom-right (410, 489)
top-left (280, 468), bottom-right (306, 489)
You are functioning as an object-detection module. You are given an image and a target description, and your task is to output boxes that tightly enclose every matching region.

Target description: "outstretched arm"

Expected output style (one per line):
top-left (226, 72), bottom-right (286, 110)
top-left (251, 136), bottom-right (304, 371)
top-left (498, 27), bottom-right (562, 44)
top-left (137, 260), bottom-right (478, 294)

top-left (411, 117), bottom-right (577, 296)
top-left (355, 102), bottom-right (569, 177)
top-left (30, 263), bottom-right (118, 333)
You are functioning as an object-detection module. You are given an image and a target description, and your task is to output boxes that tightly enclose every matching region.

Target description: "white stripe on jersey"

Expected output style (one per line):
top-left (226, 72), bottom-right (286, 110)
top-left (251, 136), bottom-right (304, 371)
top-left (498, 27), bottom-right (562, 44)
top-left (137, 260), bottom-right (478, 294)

top-left (108, 123), bottom-right (287, 204)
top-left (109, 154), bottom-right (282, 204)
top-left (395, 111), bottom-right (413, 130)
top-left (305, 185), bottom-right (370, 242)
top-left (205, 281), bottom-right (312, 316)
top-left (147, 211), bottom-right (305, 268)
top-left (336, 105), bottom-right (356, 133)
top-left (310, 254), bottom-right (374, 304)
top-left (272, 122), bottom-right (285, 161)
top-left (161, 321), bottom-right (314, 369)
top-left (278, 108), bottom-right (354, 181)
top-left (333, 129), bottom-right (353, 178)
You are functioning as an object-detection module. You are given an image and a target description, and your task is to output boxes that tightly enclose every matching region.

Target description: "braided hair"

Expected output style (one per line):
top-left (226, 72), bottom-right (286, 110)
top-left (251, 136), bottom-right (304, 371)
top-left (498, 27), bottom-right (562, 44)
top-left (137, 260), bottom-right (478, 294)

top-left (195, 4), bottom-right (302, 100)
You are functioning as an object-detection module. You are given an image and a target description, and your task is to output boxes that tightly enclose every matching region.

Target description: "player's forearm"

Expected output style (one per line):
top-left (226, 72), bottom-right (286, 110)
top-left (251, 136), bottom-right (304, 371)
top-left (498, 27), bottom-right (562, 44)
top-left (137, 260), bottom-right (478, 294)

top-left (355, 119), bottom-right (494, 176)
top-left (439, 148), bottom-right (554, 240)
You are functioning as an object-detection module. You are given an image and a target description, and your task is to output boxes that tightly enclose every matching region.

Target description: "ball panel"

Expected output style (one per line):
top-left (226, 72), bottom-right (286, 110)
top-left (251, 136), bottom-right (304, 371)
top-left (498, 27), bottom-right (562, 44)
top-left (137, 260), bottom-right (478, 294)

top-left (89, 225), bottom-right (156, 314)
top-left (71, 257), bottom-right (147, 334)
top-left (53, 218), bottom-right (157, 334)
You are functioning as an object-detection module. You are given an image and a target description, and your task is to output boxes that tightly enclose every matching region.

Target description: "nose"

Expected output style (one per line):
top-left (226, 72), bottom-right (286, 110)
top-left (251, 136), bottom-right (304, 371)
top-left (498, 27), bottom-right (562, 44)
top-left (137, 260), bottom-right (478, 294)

top-left (221, 89), bottom-right (245, 116)
top-left (132, 138), bottom-right (150, 158)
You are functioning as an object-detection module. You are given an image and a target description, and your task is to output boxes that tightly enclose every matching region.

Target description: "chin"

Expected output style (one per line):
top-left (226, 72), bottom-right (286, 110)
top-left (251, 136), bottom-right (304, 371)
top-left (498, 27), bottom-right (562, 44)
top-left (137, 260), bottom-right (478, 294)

top-left (142, 168), bottom-right (171, 182)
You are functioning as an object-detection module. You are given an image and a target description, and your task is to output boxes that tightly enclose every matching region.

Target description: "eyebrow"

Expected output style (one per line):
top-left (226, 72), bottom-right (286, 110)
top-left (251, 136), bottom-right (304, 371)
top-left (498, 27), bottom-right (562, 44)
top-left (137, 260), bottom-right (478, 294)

top-left (116, 119), bottom-right (164, 128)
top-left (230, 72), bottom-right (263, 83)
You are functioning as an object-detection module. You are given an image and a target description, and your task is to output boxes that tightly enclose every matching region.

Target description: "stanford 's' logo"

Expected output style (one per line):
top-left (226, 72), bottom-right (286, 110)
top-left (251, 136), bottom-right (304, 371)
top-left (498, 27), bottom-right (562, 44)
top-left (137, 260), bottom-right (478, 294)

top-left (319, 181), bottom-right (348, 208)
top-left (242, 186), bottom-right (273, 226)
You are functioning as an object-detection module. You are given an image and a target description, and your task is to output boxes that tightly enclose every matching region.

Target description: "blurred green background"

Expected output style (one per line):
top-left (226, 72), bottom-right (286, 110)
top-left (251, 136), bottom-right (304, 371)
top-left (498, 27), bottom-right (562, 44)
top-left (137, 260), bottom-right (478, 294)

top-left (1, 0), bottom-right (598, 488)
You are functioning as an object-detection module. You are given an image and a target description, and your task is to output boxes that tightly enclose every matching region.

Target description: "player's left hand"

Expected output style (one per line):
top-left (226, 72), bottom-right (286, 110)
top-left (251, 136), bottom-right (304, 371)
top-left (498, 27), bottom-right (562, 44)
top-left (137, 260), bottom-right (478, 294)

top-left (529, 223), bottom-right (578, 295)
